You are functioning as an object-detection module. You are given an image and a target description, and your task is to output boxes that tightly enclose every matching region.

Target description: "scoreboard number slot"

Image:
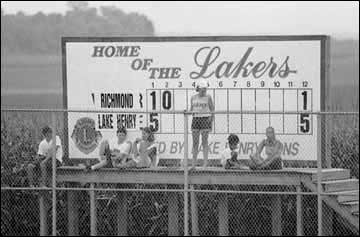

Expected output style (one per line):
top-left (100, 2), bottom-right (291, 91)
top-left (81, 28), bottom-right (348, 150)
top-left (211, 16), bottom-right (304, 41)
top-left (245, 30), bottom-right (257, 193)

top-left (150, 90), bottom-right (172, 110)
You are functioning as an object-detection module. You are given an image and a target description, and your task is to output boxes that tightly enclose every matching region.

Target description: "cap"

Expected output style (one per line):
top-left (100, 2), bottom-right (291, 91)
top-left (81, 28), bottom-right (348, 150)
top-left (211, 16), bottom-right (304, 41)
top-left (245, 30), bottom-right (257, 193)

top-left (197, 80), bottom-right (209, 89)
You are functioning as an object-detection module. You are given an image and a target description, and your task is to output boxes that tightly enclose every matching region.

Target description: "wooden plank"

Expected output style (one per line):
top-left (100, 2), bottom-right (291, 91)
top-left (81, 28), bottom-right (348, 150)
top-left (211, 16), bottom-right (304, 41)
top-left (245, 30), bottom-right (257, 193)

top-left (189, 174), bottom-right (301, 186)
top-left (296, 186), bottom-right (303, 236)
top-left (190, 186), bottom-right (198, 236)
top-left (168, 192), bottom-right (179, 236)
top-left (321, 179), bottom-right (358, 192)
top-left (117, 192), bottom-right (128, 236)
top-left (89, 183), bottom-right (97, 236)
top-left (58, 166), bottom-right (350, 175)
top-left (57, 171), bottom-right (301, 186)
top-left (336, 190), bottom-right (359, 203)
top-left (342, 201), bottom-right (359, 214)
top-left (68, 190), bottom-right (79, 236)
top-left (271, 194), bottom-right (282, 236)
top-left (311, 169), bottom-right (350, 181)
top-left (218, 194), bottom-right (229, 236)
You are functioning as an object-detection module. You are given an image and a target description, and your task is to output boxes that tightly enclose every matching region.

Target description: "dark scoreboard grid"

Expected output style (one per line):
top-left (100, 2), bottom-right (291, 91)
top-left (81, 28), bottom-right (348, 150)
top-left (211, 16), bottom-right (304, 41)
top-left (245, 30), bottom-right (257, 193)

top-left (145, 88), bottom-right (313, 135)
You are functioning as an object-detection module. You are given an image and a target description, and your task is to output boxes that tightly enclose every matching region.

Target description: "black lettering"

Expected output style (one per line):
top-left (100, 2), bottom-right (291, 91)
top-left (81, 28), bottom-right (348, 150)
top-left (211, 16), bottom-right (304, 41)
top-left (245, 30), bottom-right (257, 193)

top-left (92, 46), bottom-right (105, 57)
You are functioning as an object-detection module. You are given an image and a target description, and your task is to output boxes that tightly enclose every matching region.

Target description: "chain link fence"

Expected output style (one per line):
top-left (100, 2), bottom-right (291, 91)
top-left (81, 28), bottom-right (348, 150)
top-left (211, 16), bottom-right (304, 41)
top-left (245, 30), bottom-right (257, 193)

top-left (1, 108), bottom-right (359, 236)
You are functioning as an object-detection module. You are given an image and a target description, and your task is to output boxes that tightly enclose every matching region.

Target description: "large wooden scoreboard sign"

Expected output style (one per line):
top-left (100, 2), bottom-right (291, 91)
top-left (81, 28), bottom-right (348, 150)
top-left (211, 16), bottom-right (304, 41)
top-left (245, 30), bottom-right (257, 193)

top-left (62, 36), bottom-right (329, 162)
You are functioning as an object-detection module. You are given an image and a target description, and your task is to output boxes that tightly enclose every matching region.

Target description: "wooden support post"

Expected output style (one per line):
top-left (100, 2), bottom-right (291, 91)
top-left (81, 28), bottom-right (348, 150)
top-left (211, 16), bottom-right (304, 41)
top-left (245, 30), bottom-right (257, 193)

top-left (39, 191), bottom-right (49, 236)
top-left (116, 192), bottom-right (128, 236)
top-left (168, 192), bottom-right (179, 236)
top-left (68, 190), bottom-right (79, 236)
top-left (322, 203), bottom-right (333, 236)
top-left (218, 193), bottom-right (229, 236)
top-left (271, 194), bottom-right (282, 236)
top-left (190, 185), bottom-right (198, 236)
top-left (296, 186), bottom-right (303, 236)
top-left (89, 183), bottom-right (97, 236)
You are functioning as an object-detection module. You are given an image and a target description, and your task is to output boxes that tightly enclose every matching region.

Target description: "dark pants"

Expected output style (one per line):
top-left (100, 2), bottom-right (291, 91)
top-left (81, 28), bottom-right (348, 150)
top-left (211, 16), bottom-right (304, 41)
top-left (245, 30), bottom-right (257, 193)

top-left (26, 158), bottom-right (61, 186)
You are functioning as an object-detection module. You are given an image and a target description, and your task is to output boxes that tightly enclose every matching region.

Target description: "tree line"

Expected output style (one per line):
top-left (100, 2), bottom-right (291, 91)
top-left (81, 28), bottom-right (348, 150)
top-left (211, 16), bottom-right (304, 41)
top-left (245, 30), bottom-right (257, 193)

top-left (1, 2), bottom-right (155, 55)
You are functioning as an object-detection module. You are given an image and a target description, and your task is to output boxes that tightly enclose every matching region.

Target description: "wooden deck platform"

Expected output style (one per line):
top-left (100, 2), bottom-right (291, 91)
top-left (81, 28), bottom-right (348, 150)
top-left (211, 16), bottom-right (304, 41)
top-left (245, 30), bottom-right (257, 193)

top-left (57, 166), bottom-right (348, 186)
top-left (51, 167), bottom-right (358, 236)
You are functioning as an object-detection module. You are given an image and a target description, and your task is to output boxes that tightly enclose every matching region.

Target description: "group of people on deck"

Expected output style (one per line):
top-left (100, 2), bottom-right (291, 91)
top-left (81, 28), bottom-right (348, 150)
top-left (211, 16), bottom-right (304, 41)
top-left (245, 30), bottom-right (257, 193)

top-left (83, 126), bottom-right (158, 172)
top-left (25, 80), bottom-right (283, 187)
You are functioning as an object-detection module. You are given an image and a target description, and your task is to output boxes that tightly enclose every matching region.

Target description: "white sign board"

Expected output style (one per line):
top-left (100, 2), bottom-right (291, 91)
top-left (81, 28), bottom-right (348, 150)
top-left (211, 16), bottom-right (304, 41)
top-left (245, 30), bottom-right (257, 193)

top-left (62, 36), bottom-right (327, 162)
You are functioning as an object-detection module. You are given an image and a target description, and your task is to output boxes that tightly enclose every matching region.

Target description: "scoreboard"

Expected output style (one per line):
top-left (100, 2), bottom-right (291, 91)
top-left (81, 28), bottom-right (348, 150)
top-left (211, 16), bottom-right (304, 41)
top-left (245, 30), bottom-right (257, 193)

top-left (62, 36), bottom-right (328, 162)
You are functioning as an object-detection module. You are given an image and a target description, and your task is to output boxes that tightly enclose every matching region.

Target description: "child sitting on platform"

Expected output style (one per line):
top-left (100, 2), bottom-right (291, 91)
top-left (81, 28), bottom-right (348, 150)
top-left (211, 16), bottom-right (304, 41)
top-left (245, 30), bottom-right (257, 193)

top-left (83, 127), bottom-right (132, 171)
top-left (249, 127), bottom-right (283, 170)
top-left (221, 134), bottom-right (249, 169)
top-left (26, 126), bottom-right (63, 187)
top-left (117, 127), bottom-right (158, 168)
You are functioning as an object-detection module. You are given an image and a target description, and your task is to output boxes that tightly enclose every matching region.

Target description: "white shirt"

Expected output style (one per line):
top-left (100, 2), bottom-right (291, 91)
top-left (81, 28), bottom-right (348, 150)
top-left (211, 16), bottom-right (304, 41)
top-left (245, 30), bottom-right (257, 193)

top-left (133, 142), bottom-right (158, 167)
top-left (109, 138), bottom-right (131, 155)
top-left (37, 136), bottom-right (63, 163)
top-left (220, 146), bottom-right (239, 167)
top-left (191, 94), bottom-right (212, 117)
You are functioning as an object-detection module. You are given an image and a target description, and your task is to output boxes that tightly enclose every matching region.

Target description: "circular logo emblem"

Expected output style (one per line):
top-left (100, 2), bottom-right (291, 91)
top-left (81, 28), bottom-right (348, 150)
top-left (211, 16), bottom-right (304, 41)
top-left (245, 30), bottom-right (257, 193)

top-left (71, 117), bottom-right (102, 154)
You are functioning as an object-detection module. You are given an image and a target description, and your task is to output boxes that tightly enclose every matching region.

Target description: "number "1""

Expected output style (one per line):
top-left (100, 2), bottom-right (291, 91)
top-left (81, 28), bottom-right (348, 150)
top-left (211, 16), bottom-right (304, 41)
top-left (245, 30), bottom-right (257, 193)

top-left (301, 91), bottom-right (307, 110)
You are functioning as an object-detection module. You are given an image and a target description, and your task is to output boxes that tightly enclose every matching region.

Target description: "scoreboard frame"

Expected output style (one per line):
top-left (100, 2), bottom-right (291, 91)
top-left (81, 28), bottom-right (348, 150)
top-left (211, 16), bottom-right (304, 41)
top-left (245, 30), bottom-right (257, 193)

top-left (61, 35), bottom-right (330, 166)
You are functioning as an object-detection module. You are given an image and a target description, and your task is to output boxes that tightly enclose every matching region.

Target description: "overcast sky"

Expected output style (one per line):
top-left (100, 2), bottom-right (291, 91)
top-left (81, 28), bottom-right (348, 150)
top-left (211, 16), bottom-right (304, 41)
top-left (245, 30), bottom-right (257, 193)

top-left (1, 1), bottom-right (359, 38)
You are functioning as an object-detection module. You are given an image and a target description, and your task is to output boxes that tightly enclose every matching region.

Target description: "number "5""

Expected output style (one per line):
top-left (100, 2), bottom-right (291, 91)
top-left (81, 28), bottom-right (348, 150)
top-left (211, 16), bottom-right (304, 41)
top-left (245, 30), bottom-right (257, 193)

top-left (300, 114), bottom-right (310, 133)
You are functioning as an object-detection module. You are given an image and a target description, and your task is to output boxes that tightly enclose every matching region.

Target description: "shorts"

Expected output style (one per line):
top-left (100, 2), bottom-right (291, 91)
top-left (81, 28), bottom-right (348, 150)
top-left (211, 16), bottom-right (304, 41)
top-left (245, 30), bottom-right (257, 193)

top-left (191, 117), bottom-right (212, 131)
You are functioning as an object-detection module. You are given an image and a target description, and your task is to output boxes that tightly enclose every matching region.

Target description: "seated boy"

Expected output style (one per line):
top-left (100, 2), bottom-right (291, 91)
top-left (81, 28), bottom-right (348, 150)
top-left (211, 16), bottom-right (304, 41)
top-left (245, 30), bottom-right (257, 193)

top-left (221, 134), bottom-right (249, 169)
top-left (118, 127), bottom-right (158, 168)
top-left (26, 126), bottom-right (63, 187)
top-left (249, 126), bottom-right (283, 170)
top-left (83, 127), bottom-right (132, 171)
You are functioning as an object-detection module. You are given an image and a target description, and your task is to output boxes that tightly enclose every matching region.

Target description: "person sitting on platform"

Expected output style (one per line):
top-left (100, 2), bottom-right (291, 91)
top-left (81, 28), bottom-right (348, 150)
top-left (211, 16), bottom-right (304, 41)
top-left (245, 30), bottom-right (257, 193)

top-left (26, 126), bottom-right (63, 187)
top-left (117, 127), bottom-right (158, 168)
top-left (83, 127), bottom-right (132, 171)
top-left (220, 134), bottom-right (249, 169)
top-left (249, 126), bottom-right (283, 170)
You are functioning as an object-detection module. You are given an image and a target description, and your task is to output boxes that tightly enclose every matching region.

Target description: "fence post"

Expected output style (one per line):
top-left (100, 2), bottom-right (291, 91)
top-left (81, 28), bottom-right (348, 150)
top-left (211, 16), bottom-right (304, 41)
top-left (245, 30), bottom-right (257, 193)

top-left (184, 111), bottom-right (189, 236)
top-left (90, 183), bottom-right (97, 236)
top-left (68, 188), bottom-right (79, 236)
top-left (190, 185), bottom-right (198, 236)
top-left (51, 112), bottom-right (57, 236)
top-left (39, 191), bottom-right (49, 236)
top-left (317, 115), bottom-right (323, 236)
top-left (116, 191), bottom-right (128, 236)
top-left (296, 185), bottom-right (303, 236)
top-left (218, 193), bottom-right (229, 236)
top-left (168, 192), bottom-right (179, 236)
top-left (271, 193), bottom-right (282, 236)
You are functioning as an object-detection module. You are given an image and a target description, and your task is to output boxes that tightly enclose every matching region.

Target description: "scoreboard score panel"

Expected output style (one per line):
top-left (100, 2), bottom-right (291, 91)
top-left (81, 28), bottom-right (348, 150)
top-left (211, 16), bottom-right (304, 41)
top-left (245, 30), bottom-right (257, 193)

top-left (63, 36), bottom-right (327, 161)
top-left (145, 88), bottom-right (313, 135)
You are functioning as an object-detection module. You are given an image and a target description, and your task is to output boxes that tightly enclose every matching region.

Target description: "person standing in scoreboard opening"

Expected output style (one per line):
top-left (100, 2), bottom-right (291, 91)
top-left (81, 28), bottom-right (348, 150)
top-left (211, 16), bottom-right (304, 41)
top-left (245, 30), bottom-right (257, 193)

top-left (190, 80), bottom-right (214, 168)
top-left (249, 126), bottom-right (283, 170)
